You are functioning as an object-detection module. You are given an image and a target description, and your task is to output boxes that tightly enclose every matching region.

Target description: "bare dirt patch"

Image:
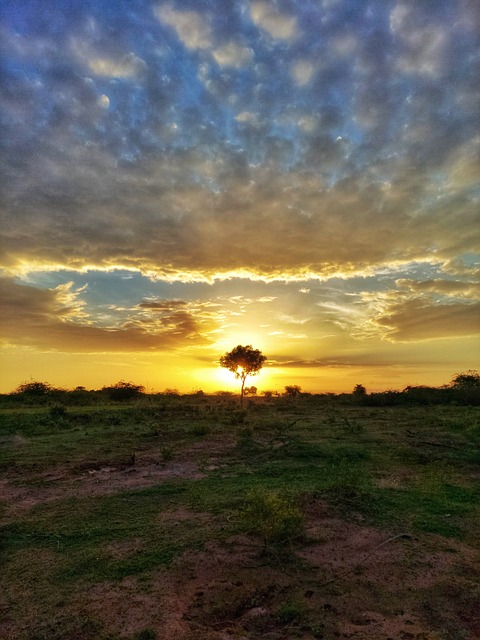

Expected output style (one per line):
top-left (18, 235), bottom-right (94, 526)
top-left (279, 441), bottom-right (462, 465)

top-left (0, 460), bottom-right (204, 519)
top-left (2, 500), bottom-right (479, 639)
top-left (54, 500), bottom-right (478, 640)
top-left (0, 433), bottom-right (237, 520)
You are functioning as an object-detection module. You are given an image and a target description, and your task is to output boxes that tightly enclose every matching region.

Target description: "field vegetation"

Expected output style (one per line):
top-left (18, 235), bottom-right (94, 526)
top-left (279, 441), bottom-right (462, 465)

top-left (0, 377), bottom-right (479, 639)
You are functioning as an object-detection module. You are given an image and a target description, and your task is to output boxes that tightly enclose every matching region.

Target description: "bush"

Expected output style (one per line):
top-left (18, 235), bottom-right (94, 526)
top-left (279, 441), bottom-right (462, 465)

top-left (240, 489), bottom-right (304, 547)
top-left (49, 404), bottom-right (67, 420)
top-left (192, 423), bottom-right (210, 436)
top-left (277, 602), bottom-right (304, 624)
top-left (14, 381), bottom-right (54, 396)
top-left (101, 381), bottom-right (144, 402)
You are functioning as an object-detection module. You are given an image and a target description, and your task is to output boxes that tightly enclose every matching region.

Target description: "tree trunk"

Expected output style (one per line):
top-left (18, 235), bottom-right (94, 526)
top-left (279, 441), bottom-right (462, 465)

top-left (240, 374), bottom-right (247, 404)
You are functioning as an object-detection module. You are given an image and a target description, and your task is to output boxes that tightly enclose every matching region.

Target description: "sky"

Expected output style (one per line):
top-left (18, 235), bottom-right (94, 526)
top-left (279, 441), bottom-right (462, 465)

top-left (1, 0), bottom-right (479, 394)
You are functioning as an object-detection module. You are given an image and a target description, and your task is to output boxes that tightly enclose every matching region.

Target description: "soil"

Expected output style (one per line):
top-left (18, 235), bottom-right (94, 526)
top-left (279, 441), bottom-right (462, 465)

top-left (1, 440), bottom-right (479, 640)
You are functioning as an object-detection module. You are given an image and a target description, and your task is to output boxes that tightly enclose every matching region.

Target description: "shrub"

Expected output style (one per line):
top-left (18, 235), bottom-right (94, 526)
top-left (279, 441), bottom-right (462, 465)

top-left (192, 423), bottom-right (210, 436)
top-left (14, 381), bottom-right (54, 396)
top-left (284, 385), bottom-right (302, 397)
top-left (160, 446), bottom-right (175, 462)
top-left (229, 408), bottom-right (248, 425)
top-left (101, 380), bottom-right (144, 401)
top-left (240, 489), bottom-right (304, 547)
top-left (135, 630), bottom-right (156, 640)
top-left (49, 404), bottom-right (67, 420)
top-left (277, 602), bottom-right (304, 624)
top-left (326, 458), bottom-right (371, 502)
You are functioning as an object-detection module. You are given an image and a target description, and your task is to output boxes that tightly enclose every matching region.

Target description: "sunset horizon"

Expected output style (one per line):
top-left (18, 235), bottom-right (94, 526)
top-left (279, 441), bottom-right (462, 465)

top-left (1, 1), bottom-right (479, 394)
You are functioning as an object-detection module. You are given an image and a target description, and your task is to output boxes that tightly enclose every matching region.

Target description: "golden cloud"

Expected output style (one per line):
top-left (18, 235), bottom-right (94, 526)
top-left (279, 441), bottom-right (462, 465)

top-left (375, 298), bottom-right (480, 342)
top-left (0, 278), bottom-right (211, 352)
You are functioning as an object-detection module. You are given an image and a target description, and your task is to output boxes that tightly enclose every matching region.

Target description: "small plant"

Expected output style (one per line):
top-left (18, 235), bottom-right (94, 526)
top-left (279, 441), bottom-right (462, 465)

top-left (192, 422), bottom-right (210, 436)
top-left (49, 404), bottom-right (67, 420)
top-left (238, 425), bottom-right (254, 442)
top-left (277, 601), bottom-right (304, 624)
top-left (135, 629), bottom-right (156, 640)
top-left (160, 446), bottom-right (175, 462)
top-left (236, 426), bottom-right (264, 455)
top-left (326, 458), bottom-right (371, 502)
top-left (240, 489), bottom-right (304, 548)
top-left (229, 408), bottom-right (248, 425)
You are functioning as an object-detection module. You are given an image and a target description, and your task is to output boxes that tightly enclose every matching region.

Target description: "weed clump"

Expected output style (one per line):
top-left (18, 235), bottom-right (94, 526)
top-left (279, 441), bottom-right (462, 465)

top-left (191, 422), bottom-right (210, 436)
top-left (135, 630), bottom-right (156, 640)
top-left (229, 408), bottom-right (248, 425)
top-left (325, 458), bottom-right (372, 503)
top-left (277, 601), bottom-right (304, 624)
top-left (160, 446), bottom-right (175, 462)
top-left (240, 489), bottom-right (304, 548)
top-left (48, 404), bottom-right (67, 421)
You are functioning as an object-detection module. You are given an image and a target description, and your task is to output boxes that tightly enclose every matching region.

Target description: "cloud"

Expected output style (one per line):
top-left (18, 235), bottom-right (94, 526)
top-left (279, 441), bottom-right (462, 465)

top-left (375, 298), bottom-right (480, 342)
top-left (138, 300), bottom-right (188, 311)
top-left (330, 33), bottom-right (357, 58)
top-left (70, 37), bottom-right (146, 78)
top-left (396, 279), bottom-right (480, 299)
top-left (441, 136), bottom-right (480, 191)
top-left (1, 0), bottom-right (477, 290)
top-left (390, 3), bottom-right (448, 77)
top-left (154, 4), bottom-right (212, 50)
top-left (235, 110), bottom-right (262, 126)
top-left (291, 59), bottom-right (315, 86)
top-left (250, 2), bottom-right (299, 41)
top-left (0, 278), bottom-right (210, 352)
top-left (213, 41), bottom-right (253, 68)
top-left (87, 52), bottom-right (146, 78)
top-left (2, 145), bottom-right (478, 283)
top-left (268, 356), bottom-right (399, 369)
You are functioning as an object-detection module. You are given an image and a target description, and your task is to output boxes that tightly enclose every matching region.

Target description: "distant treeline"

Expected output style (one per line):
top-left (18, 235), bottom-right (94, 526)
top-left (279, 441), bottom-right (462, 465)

top-left (1, 371), bottom-right (479, 406)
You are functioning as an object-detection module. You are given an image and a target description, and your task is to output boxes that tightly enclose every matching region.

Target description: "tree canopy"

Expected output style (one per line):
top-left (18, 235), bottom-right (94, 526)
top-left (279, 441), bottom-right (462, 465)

top-left (101, 380), bottom-right (144, 401)
top-left (450, 370), bottom-right (480, 389)
top-left (219, 345), bottom-right (267, 403)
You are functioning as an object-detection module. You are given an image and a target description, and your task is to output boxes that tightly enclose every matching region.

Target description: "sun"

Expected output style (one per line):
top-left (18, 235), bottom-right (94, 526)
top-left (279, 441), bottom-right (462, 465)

top-left (215, 366), bottom-right (238, 388)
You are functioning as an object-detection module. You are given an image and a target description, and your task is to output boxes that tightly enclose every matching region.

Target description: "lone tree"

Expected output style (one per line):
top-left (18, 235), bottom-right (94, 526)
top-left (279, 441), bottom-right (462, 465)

top-left (219, 345), bottom-right (267, 403)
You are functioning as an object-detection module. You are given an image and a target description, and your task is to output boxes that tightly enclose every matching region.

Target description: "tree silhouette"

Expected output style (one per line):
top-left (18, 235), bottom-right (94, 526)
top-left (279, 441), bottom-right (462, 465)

top-left (219, 345), bottom-right (267, 403)
top-left (101, 380), bottom-right (144, 401)
top-left (450, 370), bottom-right (480, 388)
top-left (14, 381), bottom-right (54, 396)
top-left (353, 384), bottom-right (367, 397)
top-left (284, 385), bottom-right (302, 397)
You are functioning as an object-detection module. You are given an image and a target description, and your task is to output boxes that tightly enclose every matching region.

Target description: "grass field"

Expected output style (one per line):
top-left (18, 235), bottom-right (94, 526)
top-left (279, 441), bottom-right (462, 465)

top-left (1, 397), bottom-right (479, 639)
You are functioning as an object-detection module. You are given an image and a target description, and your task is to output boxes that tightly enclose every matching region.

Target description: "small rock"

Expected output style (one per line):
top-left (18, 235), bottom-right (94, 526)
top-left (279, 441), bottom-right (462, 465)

top-left (240, 607), bottom-right (269, 620)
